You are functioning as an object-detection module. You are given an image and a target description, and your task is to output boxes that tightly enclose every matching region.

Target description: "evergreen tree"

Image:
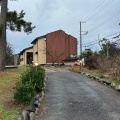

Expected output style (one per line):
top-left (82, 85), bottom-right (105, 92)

top-left (0, 0), bottom-right (35, 71)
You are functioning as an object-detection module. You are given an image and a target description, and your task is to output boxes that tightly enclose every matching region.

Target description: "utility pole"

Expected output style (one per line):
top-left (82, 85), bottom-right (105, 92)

top-left (80, 21), bottom-right (82, 58)
top-left (80, 21), bottom-right (87, 58)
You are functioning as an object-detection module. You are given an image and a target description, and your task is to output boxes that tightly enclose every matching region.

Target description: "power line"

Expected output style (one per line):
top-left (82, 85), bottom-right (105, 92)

top-left (51, 0), bottom-right (111, 33)
top-left (46, 0), bottom-right (118, 38)
top-left (69, 0), bottom-right (114, 35)
top-left (70, 0), bottom-right (117, 37)
top-left (87, 10), bottom-right (120, 32)
top-left (83, 32), bottom-right (120, 46)
top-left (82, 32), bottom-right (120, 48)
top-left (84, 0), bottom-right (108, 21)
top-left (85, 0), bottom-right (114, 22)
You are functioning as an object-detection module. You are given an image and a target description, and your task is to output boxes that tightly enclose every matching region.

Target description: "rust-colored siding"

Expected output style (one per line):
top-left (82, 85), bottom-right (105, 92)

top-left (69, 35), bottom-right (77, 56)
top-left (46, 30), bottom-right (77, 63)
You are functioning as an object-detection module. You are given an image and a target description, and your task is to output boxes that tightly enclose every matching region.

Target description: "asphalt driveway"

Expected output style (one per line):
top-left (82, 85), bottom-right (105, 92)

top-left (36, 70), bottom-right (120, 120)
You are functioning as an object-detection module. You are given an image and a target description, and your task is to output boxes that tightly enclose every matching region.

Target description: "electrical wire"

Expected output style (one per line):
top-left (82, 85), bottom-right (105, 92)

top-left (53, 0), bottom-right (113, 35)
top-left (82, 32), bottom-right (120, 49)
top-left (87, 10), bottom-right (120, 33)
top-left (85, 0), bottom-right (114, 22)
top-left (69, 0), bottom-right (117, 38)
top-left (83, 32), bottom-right (120, 45)
top-left (72, 0), bottom-right (118, 35)
top-left (45, 0), bottom-right (117, 38)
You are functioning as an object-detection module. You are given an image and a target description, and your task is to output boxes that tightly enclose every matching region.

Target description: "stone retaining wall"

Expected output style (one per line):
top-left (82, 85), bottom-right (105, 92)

top-left (18, 76), bottom-right (48, 120)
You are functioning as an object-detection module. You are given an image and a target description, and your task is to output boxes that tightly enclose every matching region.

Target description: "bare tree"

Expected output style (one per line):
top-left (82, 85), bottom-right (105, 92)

top-left (6, 42), bottom-right (14, 65)
top-left (40, 45), bottom-right (66, 66)
top-left (46, 50), bottom-right (65, 65)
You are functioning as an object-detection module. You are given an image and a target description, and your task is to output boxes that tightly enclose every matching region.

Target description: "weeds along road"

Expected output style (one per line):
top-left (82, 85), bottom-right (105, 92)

top-left (36, 69), bottom-right (120, 120)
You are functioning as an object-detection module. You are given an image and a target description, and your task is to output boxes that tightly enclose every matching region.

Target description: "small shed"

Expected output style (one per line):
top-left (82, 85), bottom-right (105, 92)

top-left (62, 57), bottom-right (78, 66)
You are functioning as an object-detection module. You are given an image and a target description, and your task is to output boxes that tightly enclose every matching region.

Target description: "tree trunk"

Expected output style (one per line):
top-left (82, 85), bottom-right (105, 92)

top-left (0, 0), bottom-right (8, 71)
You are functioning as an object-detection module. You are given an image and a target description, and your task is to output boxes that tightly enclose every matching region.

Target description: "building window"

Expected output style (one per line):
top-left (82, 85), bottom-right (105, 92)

top-left (35, 52), bottom-right (38, 54)
top-left (20, 58), bottom-right (23, 61)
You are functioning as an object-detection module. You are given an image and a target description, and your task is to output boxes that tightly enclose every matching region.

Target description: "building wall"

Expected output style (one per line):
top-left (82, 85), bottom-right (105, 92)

top-left (46, 30), bottom-right (77, 63)
top-left (46, 30), bottom-right (66, 63)
top-left (32, 38), bottom-right (46, 64)
top-left (69, 35), bottom-right (77, 56)
top-left (38, 38), bottom-right (46, 64)
top-left (64, 61), bottom-right (74, 66)
top-left (20, 47), bottom-right (33, 65)
top-left (20, 54), bottom-right (25, 65)
top-left (33, 42), bottom-right (38, 64)
top-left (14, 54), bottom-right (19, 65)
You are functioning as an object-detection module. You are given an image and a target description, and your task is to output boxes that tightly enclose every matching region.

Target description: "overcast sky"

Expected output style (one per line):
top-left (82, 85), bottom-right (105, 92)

top-left (8, 0), bottom-right (120, 54)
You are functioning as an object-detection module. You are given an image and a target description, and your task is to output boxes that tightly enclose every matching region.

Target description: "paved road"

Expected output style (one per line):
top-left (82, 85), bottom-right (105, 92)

top-left (36, 70), bottom-right (120, 120)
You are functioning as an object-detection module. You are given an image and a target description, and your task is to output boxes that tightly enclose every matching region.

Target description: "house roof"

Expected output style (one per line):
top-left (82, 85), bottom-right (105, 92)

top-left (62, 57), bottom-right (78, 62)
top-left (46, 29), bottom-right (64, 35)
top-left (31, 35), bottom-right (46, 44)
top-left (19, 46), bottom-right (33, 55)
top-left (31, 30), bottom-right (64, 44)
top-left (47, 29), bottom-right (77, 40)
top-left (68, 35), bottom-right (77, 40)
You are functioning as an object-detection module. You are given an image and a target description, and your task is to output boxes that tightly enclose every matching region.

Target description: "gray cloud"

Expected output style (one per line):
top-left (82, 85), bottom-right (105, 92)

top-left (7, 0), bottom-right (120, 54)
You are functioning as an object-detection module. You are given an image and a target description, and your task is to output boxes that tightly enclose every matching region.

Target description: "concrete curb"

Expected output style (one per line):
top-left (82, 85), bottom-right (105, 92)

top-left (18, 75), bottom-right (48, 120)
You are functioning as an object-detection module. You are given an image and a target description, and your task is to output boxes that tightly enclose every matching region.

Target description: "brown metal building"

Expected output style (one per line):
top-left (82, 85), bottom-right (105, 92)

top-left (46, 30), bottom-right (77, 63)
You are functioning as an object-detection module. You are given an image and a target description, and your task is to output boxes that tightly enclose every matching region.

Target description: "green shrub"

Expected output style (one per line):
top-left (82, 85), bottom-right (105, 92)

top-left (71, 68), bottom-right (79, 72)
top-left (14, 65), bottom-right (45, 104)
top-left (100, 75), bottom-right (105, 79)
top-left (14, 81), bottom-right (35, 104)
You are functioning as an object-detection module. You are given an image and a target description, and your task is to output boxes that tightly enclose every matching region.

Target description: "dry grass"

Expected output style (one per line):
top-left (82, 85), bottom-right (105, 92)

top-left (0, 66), bottom-right (27, 120)
top-left (74, 66), bottom-right (120, 85)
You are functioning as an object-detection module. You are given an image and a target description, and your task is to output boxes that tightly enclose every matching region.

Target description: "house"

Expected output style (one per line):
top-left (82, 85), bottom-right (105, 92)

top-left (19, 46), bottom-right (33, 65)
top-left (31, 35), bottom-right (46, 65)
top-left (19, 30), bottom-right (77, 65)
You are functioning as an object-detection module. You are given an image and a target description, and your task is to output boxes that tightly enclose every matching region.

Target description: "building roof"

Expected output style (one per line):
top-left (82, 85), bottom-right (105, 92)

top-left (31, 35), bottom-right (46, 44)
top-left (19, 46), bottom-right (33, 55)
top-left (47, 29), bottom-right (77, 40)
top-left (46, 29), bottom-right (64, 35)
top-left (68, 34), bottom-right (77, 40)
top-left (62, 56), bottom-right (78, 62)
